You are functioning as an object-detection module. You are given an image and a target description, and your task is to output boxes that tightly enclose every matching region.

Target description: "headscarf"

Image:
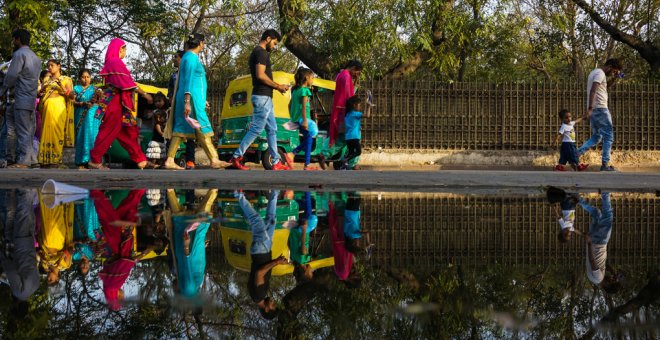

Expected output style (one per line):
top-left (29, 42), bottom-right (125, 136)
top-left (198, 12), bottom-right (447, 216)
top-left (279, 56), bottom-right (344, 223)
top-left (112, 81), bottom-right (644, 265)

top-left (99, 38), bottom-right (137, 112)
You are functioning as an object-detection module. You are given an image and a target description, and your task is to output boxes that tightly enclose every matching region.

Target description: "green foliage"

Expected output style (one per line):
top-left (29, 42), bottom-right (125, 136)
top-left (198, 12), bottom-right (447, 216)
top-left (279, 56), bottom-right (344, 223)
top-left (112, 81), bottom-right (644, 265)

top-left (0, 0), bottom-right (58, 61)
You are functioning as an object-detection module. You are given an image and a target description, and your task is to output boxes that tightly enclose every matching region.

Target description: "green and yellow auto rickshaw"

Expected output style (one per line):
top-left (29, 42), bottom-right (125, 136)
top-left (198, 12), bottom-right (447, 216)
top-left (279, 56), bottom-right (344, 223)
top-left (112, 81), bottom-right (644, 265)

top-left (217, 71), bottom-right (339, 170)
top-left (217, 193), bottom-right (334, 276)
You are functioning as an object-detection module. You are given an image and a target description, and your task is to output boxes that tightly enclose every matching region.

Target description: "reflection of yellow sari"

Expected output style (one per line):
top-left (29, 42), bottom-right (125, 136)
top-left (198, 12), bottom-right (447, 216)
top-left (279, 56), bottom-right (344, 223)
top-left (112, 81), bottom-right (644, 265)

top-left (38, 193), bottom-right (74, 272)
top-left (38, 76), bottom-right (75, 165)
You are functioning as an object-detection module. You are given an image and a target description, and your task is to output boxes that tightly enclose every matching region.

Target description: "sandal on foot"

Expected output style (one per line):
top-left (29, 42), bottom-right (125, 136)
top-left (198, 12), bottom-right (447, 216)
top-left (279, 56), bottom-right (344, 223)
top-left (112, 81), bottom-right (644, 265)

top-left (88, 162), bottom-right (109, 170)
top-left (7, 163), bottom-right (30, 169)
top-left (138, 161), bottom-right (160, 170)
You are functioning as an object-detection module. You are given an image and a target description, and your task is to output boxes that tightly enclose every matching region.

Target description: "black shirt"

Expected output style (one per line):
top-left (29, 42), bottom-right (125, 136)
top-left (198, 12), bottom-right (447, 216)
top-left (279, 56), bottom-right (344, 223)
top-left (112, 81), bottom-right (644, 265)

top-left (167, 71), bottom-right (177, 100)
top-left (248, 252), bottom-right (273, 303)
top-left (249, 46), bottom-right (273, 97)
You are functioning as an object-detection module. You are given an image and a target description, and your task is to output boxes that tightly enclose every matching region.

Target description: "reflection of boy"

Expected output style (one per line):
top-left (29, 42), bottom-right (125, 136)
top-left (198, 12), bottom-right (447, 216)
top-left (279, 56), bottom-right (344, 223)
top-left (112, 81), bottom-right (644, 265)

top-left (582, 192), bottom-right (621, 293)
top-left (556, 194), bottom-right (581, 243)
top-left (239, 190), bottom-right (286, 319)
top-left (344, 194), bottom-right (363, 253)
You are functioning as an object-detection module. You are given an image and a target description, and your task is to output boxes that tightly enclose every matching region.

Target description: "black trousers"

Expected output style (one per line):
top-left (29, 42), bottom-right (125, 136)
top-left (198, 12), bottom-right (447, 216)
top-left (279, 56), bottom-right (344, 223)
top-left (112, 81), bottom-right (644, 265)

top-left (346, 139), bottom-right (361, 165)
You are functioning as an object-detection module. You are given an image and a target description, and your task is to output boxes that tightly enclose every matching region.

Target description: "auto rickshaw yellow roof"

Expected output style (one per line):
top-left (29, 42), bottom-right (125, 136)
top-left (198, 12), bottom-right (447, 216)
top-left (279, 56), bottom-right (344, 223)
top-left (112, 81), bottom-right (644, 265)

top-left (136, 82), bottom-right (168, 96)
top-left (232, 71), bottom-right (335, 90)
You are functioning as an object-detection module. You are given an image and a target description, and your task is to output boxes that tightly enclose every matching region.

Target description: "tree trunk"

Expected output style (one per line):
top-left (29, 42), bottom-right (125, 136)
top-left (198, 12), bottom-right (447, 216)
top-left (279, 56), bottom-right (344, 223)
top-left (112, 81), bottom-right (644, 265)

top-left (276, 0), bottom-right (333, 78)
top-left (571, 0), bottom-right (660, 75)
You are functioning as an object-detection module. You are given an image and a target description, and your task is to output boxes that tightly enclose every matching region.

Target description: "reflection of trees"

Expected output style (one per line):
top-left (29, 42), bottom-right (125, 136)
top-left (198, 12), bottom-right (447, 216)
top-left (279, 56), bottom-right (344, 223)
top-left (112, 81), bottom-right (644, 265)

top-left (1, 238), bottom-right (657, 338)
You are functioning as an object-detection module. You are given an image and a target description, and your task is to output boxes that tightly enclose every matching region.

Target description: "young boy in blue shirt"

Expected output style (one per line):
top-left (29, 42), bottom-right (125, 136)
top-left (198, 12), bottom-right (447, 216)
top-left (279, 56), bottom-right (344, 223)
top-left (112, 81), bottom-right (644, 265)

top-left (343, 95), bottom-right (371, 170)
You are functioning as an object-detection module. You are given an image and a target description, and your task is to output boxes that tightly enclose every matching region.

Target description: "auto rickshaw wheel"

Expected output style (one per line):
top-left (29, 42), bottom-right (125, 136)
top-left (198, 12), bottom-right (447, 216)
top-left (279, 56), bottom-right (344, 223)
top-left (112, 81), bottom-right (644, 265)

top-left (261, 148), bottom-right (287, 170)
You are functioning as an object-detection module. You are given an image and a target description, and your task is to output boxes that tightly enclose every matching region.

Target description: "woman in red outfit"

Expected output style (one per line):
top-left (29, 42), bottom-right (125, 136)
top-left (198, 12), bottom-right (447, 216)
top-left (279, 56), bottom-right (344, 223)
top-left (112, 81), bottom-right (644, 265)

top-left (88, 38), bottom-right (154, 170)
top-left (91, 189), bottom-right (146, 311)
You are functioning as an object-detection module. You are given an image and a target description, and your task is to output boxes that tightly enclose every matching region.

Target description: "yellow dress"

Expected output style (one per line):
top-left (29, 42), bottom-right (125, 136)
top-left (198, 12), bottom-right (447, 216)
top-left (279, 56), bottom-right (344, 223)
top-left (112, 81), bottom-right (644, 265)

top-left (38, 193), bottom-right (74, 272)
top-left (38, 76), bottom-right (75, 165)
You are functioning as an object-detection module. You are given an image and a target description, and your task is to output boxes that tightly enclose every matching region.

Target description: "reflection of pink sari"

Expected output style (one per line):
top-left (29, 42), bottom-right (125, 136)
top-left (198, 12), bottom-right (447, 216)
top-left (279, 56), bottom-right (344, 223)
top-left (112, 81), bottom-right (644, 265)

top-left (329, 202), bottom-right (352, 280)
top-left (92, 189), bottom-right (144, 311)
top-left (329, 70), bottom-right (354, 145)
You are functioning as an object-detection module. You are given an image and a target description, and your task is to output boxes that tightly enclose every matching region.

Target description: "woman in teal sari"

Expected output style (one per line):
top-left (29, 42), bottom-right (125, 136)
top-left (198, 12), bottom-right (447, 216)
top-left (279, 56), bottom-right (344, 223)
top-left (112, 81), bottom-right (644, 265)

top-left (163, 33), bottom-right (224, 170)
top-left (73, 69), bottom-right (101, 167)
top-left (72, 197), bottom-right (102, 275)
top-left (166, 189), bottom-right (217, 306)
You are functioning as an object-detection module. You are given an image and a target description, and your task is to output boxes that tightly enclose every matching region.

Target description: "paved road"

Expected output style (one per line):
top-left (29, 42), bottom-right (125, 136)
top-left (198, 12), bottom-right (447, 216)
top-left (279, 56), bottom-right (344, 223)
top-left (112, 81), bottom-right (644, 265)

top-left (0, 168), bottom-right (658, 193)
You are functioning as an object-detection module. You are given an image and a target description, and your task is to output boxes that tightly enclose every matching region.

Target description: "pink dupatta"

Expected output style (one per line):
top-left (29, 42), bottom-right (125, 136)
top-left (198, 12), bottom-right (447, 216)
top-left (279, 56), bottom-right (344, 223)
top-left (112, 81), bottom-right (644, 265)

top-left (99, 38), bottom-right (137, 114)
top-left (329, 69), bottom-right (354, 145)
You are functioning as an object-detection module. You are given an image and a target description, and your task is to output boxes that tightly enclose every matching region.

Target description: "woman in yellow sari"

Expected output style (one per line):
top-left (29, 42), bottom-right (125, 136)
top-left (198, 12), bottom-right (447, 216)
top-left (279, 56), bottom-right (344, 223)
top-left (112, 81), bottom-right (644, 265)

top-left (38, 192), bottom-right (74, 285)
top-left (38, 59), bottom-right (75, 167)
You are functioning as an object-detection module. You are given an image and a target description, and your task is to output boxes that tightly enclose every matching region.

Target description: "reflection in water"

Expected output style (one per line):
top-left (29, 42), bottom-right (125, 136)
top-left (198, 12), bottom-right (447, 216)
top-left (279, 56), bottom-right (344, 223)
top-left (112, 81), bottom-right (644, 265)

top-left (0, 189), bottom-right (39, 323)
top-left (168, 188), bottom-right (216, 309)
top-left (0, 188), bottom-right (657, 338)
top-left (38, 192), bottom-right (74, 286)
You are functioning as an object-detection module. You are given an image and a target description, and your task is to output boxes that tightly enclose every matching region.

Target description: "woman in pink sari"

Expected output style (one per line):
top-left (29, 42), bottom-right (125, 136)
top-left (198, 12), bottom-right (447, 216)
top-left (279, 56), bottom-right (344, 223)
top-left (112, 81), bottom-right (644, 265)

top-left (88, 38), bottom-right (154, 170)
top-left (92, 189), bottom-right (146, 310)
top-left (325, 60), bottom-right (362, 166)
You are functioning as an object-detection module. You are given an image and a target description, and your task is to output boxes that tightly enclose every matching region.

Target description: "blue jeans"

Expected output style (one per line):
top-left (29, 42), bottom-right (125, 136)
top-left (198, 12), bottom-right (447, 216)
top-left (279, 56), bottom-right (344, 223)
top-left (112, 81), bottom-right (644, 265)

top-left (577, 108), bottom-right (613, 164)
top-left (580, 192), bottom-right (613, 245)
top-left (233, 95), bottom-right (280, 164)
top-left (239, 190), bottom-right (279, 255)
top-left (293, 126), bottom-right (312, 166)
top-left (0, 104), bottom-right (35, 166)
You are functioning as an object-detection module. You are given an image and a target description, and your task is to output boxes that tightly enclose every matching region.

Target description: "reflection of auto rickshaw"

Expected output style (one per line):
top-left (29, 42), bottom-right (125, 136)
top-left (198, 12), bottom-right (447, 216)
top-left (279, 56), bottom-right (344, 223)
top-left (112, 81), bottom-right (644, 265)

top-left (218, 194), bottom-right (334, 275)
top-left (217, 72), bottom-right (338, 169)
top-left (104, 83), bottom-right (186, 166)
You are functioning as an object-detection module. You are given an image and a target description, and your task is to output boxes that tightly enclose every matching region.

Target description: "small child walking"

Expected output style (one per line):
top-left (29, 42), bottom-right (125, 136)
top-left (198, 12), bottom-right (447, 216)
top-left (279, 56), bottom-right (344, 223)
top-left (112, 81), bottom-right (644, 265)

top-left (342, 95), bottom-right (371, 170)
top-left (552, 109), bottom-right (589, 171)
top-left (289, 67), bottom-right (319, 170)
top-left (145, 92), bottom-right (168, 166)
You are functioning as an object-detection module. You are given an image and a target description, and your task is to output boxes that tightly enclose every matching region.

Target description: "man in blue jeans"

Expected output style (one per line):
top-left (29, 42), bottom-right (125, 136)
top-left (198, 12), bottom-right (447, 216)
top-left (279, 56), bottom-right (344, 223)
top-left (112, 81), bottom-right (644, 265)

top-left (229, 30), bottom-right (290, 171)
top-left (577, 59), bottom-right (623, 172)
top-left (0, 29), bottom-right (41, 168)
top-left (238, 190), bottom-right (287, 319)
top-left (581, 192), bottom-right (622, 294)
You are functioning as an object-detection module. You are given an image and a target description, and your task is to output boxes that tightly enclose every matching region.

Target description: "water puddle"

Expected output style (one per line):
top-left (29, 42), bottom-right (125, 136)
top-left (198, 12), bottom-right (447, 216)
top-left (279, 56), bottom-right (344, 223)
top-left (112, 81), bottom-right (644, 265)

top-left (0, 187), bottom-right (657, 338)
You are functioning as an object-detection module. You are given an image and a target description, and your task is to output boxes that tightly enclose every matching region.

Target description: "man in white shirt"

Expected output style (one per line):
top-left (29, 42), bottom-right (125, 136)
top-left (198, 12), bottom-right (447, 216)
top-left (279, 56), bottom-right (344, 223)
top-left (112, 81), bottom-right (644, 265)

top-left (581, 192), bottom-right (622, 294)
top-left (577, 59), bottom-right (623, 171)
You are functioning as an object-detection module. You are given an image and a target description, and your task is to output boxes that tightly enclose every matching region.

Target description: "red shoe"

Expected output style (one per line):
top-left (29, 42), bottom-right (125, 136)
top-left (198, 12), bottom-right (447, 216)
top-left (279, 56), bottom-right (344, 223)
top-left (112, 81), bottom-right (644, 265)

top-left (283, 153), bottom-right (294, 168)
top-left (304, 166), bottom-right (319, 171)
top-left (577, 163), bottom-right (589, 171)
top-left (271, 162), bottom-right (290, 171)
top-left (185, 161), bottom-right (195, 170)
top-left (230, 157), bottom-right (249, 170)
top-left (554, 164), bottom-right (567, 171)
